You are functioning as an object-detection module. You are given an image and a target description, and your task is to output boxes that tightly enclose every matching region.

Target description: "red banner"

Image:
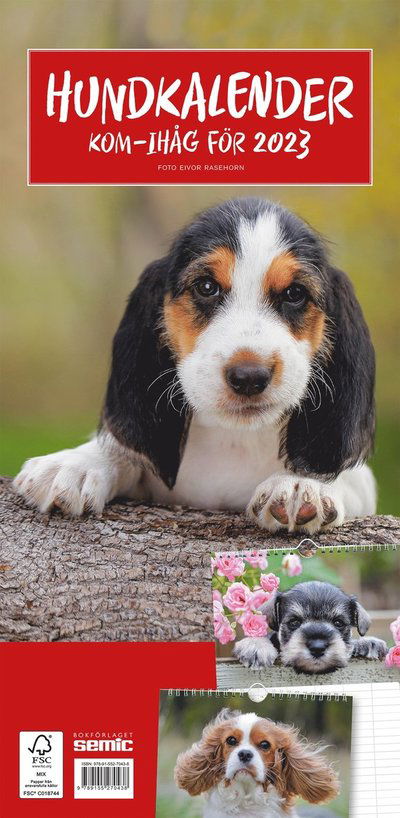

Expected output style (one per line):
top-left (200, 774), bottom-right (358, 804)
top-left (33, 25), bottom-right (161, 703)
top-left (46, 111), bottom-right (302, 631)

top-left (28, 49), bottom-right (372, 185)
top-left (0, 642), bottom-right (216, 817)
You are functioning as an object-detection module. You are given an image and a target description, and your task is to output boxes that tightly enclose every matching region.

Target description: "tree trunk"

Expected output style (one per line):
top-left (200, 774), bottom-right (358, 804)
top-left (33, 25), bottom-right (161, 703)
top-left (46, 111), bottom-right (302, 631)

top-left (0, 478), bottom-right (399, 642)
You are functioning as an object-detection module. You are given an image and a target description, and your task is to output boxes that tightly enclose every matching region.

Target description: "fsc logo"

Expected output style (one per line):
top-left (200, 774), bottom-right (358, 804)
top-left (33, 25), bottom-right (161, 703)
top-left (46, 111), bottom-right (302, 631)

top-left (19, 731), bottom-right (63, 799)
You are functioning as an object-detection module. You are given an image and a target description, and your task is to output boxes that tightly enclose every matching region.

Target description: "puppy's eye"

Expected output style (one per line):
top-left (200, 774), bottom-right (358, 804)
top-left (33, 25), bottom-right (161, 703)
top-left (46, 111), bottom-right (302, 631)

top-left (259, 740), bottom-right (271, 750)
top-left (193, 277), bottom-right (221, 299)
top-left (282, 284), bottom-right (308, 307)
top-left (333, 618), bottom-right (346, 628)
top-left (226, 736), bottom-right (238, 746)
top-left (287, 617), bottom-right (302, 629)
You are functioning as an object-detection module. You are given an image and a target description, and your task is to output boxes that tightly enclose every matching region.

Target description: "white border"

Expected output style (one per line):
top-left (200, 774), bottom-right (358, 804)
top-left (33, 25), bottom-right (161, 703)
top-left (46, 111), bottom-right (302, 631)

top-left (27, 48), bottom-right (373, 187)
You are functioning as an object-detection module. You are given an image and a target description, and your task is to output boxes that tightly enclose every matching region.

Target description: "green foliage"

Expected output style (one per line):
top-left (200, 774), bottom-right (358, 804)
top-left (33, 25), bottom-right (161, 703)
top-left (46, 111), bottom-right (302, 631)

top-left (371, 417), bottom-right (400, 515)
top-left (156, 797), bottom-right (200, 818)
top-left (357, 548), bottom-right (399, 586)
top-left (263, 554), bottom-right (341, 590)
top-left (160, 691), bottom-right (352, 747)
top-left (212, 553), bottom-right (341, 598)
top-left (0, 418), bottom-right (94, 478)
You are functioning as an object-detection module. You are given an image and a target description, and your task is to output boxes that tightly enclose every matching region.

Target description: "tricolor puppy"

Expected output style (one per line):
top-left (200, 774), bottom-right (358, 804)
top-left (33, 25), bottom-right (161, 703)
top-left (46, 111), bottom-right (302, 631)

top-left (234, 581), bottom-right (388, 673)
top-left (174, 708), bottom-right (339, 818)
top-left (14, 198), bottom-right (376, 533)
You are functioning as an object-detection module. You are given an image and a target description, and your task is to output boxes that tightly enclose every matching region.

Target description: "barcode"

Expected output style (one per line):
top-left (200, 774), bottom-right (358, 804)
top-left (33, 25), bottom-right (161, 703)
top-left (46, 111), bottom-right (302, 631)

top-left (81, 765), bottom-right (129, 789)
top-left (74, 758), bottom-right (133, 799)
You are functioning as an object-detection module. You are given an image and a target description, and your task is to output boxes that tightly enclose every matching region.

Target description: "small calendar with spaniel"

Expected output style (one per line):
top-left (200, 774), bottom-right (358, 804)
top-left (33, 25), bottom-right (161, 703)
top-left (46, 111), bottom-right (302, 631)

top-left (157, 689), bottom-right (350, 818)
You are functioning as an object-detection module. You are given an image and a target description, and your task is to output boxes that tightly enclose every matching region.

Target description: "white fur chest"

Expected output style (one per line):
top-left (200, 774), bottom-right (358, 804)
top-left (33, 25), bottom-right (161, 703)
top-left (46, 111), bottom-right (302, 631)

top-left (145, 414), bottom-right (282, 510)
top-left (203, 777), bottom-right (291, 818)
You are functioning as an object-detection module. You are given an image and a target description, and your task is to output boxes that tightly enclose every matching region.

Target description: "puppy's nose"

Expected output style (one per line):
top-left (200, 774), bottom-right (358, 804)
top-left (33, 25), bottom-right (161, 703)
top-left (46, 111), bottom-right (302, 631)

top-left (225, 364), bottom-right (271, 396)
top-left (307, 638), bottom-right (328, 658)
top-left (238, 749), bottom-right (254, 764)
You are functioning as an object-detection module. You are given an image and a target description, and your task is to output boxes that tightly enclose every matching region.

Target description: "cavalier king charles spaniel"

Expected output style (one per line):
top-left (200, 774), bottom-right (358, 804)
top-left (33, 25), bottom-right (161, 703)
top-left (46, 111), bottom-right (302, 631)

top-left (15, 198), bottom-right (376, 533)
top-left (174, 708), bottom-right (339, 818)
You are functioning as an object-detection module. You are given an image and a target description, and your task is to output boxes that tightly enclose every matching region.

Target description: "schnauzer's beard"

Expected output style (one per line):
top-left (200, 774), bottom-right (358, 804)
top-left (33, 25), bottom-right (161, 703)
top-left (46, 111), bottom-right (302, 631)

top-left (279, 628), bottom-right (352, 673)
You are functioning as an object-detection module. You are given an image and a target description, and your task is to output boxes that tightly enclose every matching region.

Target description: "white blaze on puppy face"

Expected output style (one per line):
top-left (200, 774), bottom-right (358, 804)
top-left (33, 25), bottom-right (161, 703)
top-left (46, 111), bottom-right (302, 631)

top-left (177, 211), bottom-right (314, 429)
top-left (224, 713), bottom-right (266, 783)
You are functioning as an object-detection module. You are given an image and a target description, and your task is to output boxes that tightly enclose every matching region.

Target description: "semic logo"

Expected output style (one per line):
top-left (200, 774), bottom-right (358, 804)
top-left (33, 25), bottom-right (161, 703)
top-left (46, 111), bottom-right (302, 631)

top-left (74, 738), bottom-right (133, 752)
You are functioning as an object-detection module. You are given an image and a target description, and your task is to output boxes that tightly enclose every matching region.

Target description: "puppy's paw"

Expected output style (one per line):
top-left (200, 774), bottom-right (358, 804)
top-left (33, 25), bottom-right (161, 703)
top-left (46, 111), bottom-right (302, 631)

top-left (247, 474), bottom-right (345, 534)
top-left (351, 637), bottom-right (388, 661)
top-left (13, 444), bottom-right (113, 516)
top-left (233, 637), bottom-right (278, 670)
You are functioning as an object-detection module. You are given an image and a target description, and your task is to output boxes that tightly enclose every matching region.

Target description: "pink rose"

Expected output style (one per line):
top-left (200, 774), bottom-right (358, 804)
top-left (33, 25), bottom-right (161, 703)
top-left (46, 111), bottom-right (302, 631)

top-left (212, 589), bottom-right (223, 604)
top-left (215, 554), bottom-right (245, 582)
top-left (282, 553), bottom-right (302, 577)
top-left (214, 613), bottom-right (236, 645)
top-left (240, 611), bottom-right (269, 638)
top-left (243, 550), bottom-right (268, 570)
top-left (260, 573), bottom-right (280, 593)
top-left (385, 645), bottom-right (400, 668)
top-left (249, 589), bottom-right (271, 610)
top-left (213, 599), bottom-right (224, 617)
top-left (223, 582), bottom-right (252, 612)
top-left (390, 615), bottom-right (400, 644)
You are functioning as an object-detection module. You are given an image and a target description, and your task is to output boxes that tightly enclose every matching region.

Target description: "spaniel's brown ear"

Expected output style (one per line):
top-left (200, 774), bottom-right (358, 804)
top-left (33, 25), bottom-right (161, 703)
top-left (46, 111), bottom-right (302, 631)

top-left (101, 256), bottom-right (191, 489)
top-left (174, 743), bottom-right (216, 796)
top-left (274, 726), bottom-right (339, 804)
top-left (174, 711), bottom-right (235, 795)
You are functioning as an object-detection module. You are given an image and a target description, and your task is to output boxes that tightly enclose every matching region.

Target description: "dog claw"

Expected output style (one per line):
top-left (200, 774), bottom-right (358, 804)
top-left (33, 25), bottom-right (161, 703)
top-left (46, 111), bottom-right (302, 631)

top-left (322, 497), bottom-right (338, 524)
top-left (249, 475), bottom-right (344, 533)
top-left (53, 497), bottom-right (70, 514)
top-left (251, 492), bottom-right (268, 516)
top-left (295, 502), bottom-right (317, 525)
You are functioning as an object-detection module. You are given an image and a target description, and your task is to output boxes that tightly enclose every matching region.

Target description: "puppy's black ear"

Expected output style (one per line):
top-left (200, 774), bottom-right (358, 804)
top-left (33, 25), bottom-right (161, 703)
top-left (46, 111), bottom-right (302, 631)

top-left (263, 591), bottom-right (283, 632)
top-left (282, 266), bottom-right (375, 478)
top-left (102, 257), bottom-right (191, 488)
top-left (349, 596), bottom-right (371, 635)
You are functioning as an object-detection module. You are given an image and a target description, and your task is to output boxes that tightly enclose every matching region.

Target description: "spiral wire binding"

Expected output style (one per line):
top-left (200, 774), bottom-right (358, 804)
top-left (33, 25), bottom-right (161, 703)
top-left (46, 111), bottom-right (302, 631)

top-left (166, 688), bottom-right (347, 701)
top-left (212, 542), bottom-right (397, 558)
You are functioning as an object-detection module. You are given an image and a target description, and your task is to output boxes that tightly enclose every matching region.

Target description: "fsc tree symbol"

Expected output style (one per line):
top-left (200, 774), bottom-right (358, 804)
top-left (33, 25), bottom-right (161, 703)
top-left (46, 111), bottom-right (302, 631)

top-left (28, 735), bottom-right (52, 755)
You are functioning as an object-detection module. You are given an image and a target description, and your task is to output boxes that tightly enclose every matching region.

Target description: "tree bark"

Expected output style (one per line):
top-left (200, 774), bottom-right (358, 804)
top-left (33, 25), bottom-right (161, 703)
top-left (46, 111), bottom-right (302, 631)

top-left (0, 478), bottom-right (399, 642)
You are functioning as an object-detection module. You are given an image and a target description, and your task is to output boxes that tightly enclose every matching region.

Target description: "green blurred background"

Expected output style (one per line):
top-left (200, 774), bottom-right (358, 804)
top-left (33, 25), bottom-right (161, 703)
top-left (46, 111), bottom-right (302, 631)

top-left (1, 1), bottom-right (399, 514)
top-left (157, 691), bottom-right (352, 817)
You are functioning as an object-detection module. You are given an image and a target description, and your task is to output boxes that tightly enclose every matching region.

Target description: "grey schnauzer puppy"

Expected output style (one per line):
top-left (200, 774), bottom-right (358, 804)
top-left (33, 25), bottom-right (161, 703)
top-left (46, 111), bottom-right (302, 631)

top-left (234, 581), bottom-right (388, 673)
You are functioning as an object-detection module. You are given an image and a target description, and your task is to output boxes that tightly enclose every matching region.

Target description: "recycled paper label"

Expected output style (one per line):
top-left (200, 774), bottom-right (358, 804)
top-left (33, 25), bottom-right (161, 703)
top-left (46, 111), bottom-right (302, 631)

top-left (19, 731), bottom-right (63, 798)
